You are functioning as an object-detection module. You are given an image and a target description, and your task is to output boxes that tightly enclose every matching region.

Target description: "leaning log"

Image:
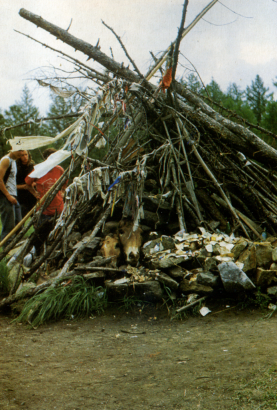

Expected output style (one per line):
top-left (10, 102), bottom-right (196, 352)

top-left (176, 84), bottom-right (277, 168)
top-left (19, 8), bottom-right (140, 83)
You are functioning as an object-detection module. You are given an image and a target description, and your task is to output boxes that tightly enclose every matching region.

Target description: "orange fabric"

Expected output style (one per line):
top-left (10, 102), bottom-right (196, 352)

top-left (25, 166), bottom-right (65, 216)
top-left (160, 67), bottom-right (173, 92)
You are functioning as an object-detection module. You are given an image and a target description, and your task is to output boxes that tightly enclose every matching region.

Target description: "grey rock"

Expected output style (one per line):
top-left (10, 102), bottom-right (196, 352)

top-left (179, 279), bottom-right (213, 295)
top-left (196, 272), bottom-right (219, 288)
top-left (270, 263), bottom-right (277, 270)
top-left (142, 236), bottom-right (175, 256)
top-left (272, 248), bottom-right (277, 262)
top-left (218, 261), bottom-right (256, 293)
top-left (151, 255), bottom-right (185, 269)
top-left (168, 266), bottom-right (186, 279)
top-left (105, 279), bottom-right (164, 303)
top-left (267, 286), bottom-right (277, 296)
top-left (255, 243), bottom-right (273, 268)
top-left (238, 244), bottom-right (256, 276)
top-left (15, 282), bottom-right (36, 295)
top-left (148, 271), bottom-right (178, 291)
top-left (212, 243), bottom-right (221, 256)
top-left (8, 263), bottom-right (21, 291)
top-left (256, 268), bottom-right (277, 287)
top-left (232, 239), bottom-right (248, 260)
top-left (105, 281), bottom-right (128, 300)
top-left (199, 247), bottom-right (210, 258)
top-left (131, 281), bottom-right (163, 302)
top-left (204, 257), bottom-right (218, 272)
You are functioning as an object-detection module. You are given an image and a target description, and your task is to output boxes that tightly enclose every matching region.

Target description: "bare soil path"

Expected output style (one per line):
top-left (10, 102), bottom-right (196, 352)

top-left (1, 306), bottom-right (277, 410)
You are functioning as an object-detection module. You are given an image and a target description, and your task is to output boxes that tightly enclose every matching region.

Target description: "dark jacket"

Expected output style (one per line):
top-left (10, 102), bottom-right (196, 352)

top-left (16, 162), bottom-right (37, 210)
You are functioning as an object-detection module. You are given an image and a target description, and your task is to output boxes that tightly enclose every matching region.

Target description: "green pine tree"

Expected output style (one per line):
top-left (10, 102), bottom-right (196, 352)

top-left (205, 79), bottom-right (226, 105)
top-left (46, 91), bottom-right (85, 138)
top-left (246, 75), bottom-right (272, 123)
top-left (4, 84), bottom-right (41, 138)
top-left (181, 73), bottom-right (202, 93)
top-left (3, 85), bottom-right (45, 162)
top-left (223, 83), bottom-right (256, 123)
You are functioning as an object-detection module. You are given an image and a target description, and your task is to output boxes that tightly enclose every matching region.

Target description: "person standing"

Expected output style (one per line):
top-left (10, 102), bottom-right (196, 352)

top-left (0, 150), bottom-right (24, 242)
top-left (25, 148), bottom-right (67, 252)
top-left (25, 148), bottom-right (66, 222)
top-left (16, 150), bottom-right (38, 217)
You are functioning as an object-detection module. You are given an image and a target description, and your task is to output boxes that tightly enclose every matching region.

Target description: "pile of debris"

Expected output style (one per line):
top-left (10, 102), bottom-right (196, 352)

top-left (1, 1), bottom-right (277, 319)
top-left (3, 224), bottom-right (277, 315)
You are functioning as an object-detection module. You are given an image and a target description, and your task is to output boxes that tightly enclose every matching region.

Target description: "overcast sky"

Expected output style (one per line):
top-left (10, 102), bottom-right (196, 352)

top-left (1, 0), bottom-right (277, 115)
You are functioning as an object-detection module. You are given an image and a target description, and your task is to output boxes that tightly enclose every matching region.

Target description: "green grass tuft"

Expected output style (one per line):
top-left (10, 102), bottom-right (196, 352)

top-left (15, 276), bottom-right (107, 327)
top-left (238, 288), bottom-right (271, 311)
top-left (0, 259), bottom-right (9, 295)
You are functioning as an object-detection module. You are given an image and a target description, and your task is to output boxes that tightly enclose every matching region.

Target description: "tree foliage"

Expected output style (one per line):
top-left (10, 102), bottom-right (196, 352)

top-left (246, 74), bottom-right (272, 123)
top-left (47, 91), bottom-right (85, 137)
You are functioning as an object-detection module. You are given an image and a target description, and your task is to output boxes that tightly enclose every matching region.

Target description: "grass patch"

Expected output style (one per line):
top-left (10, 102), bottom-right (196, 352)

top-left (238, 288), bottom-right (271, 311)
top-left (232, 366), bottom-right (277, 409)
top-left (0, 259), bottom-right (9, 295)
top-left (15, 276), bottom-right (107, 327)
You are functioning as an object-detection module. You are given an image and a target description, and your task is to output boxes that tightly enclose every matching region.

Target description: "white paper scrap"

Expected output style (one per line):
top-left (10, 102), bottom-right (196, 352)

top-left (200, 307), bottom-right (211, 316)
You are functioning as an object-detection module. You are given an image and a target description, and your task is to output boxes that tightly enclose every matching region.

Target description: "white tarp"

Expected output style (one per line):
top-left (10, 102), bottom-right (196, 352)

top-left (8, 116), bottom-right (83, 151)
top-left (28, 150), bottom-right (71, 179)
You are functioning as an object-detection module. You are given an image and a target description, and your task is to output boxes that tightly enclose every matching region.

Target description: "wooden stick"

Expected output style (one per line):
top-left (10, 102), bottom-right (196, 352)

top-left (2, 112), bottom-right (79, 134)
top-left (0, 219), bottom-right (33, 262)
top-left (0, 168), bottom-right (69, 250)
top-left (0, 269), bottom-right (82, 309)
top-left (56, 205), bottom-right (112, 278)
top-left (75, 266), bottom-right (125, 273)
top-left (14, 29), bottom-right (110, 83)
top-left (171, 0), bottom-right (189, 81)
top-left (102, 21), bottom-right (143, 78)
top-left (19, 8), bottom-right (140, 84)
top-left (211, 193), bottom-right (263, 239)
top-left (26, 209), bottom-right (79, 280)
top-left (193, 148), bottom-right (251, 239)
top-left (145, 0), bottom-right (219, 81)
top-left (175, 118), bottom-right (204, 223)
top-left (176, 296), bottom-right (207, 314)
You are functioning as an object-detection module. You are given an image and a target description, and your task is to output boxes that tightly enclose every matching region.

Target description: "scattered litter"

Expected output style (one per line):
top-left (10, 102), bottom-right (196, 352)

top-left (268, 303), bottom-right (277, 311)
top-left (200, 307), bottom-right (211, 316)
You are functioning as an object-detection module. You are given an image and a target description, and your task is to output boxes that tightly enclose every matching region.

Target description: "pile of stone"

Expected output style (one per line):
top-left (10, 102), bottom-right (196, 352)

top-left (85, 229), bottom-right (277, 303)
top-left (3, 226), bottom-right (277, 312)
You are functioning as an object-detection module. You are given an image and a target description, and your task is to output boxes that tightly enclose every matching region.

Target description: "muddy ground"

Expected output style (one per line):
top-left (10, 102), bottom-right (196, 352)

top-left (1, 304), bottom-right (277, 410)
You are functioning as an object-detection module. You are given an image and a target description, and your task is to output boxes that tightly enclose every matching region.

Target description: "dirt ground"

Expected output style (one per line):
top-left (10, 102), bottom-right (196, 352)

top-left (1, 304), bottom-right (277, 410)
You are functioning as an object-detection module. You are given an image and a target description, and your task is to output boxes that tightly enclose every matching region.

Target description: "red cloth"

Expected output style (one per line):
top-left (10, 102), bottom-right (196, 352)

top-left (25, 166), bottom-right (65, 216)
top-left (160, 67), bottom-right (173, 93)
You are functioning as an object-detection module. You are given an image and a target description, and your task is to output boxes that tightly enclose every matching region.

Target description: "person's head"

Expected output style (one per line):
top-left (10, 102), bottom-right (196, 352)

top-left (9, 150), bottom-right (24, 160)
top-left (19, 150), bottom-right (32, 166)
top-left (43, 148), bottom-right (57, 160)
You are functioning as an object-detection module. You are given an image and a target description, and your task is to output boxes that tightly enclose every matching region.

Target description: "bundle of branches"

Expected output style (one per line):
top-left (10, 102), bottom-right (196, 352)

top-left (1, 0), bottom-right (277, 312)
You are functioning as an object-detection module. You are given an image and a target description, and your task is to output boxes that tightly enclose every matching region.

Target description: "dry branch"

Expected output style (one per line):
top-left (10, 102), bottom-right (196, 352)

top-left (19, 8), bottom-right (140, 84)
